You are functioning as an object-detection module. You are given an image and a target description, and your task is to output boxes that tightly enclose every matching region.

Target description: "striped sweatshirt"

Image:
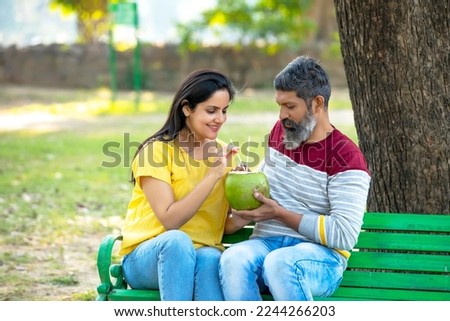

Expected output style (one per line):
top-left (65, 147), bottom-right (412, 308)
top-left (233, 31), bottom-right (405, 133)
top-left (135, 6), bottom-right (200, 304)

top-left (252, 121), bottom-right (371, 257)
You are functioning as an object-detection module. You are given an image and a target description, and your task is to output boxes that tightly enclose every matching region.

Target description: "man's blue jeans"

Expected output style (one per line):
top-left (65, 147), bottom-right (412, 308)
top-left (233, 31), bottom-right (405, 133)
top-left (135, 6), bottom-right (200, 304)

top-left (219, 236), bottom-right (347, 300)
top-left (122, 230), bottom-right (224, 301)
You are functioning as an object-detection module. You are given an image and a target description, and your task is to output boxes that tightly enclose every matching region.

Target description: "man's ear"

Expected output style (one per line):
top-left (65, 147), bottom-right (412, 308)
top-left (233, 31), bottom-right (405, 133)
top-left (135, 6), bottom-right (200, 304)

top-left (313, 95), bottom-right (325, 113)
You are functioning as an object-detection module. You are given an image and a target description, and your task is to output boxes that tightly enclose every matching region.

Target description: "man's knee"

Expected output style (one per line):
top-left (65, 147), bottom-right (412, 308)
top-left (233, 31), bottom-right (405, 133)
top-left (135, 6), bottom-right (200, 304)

top-left (263, 251), bottom-right (285, 276)
top-left (220, 244), bottom-right (253, 269)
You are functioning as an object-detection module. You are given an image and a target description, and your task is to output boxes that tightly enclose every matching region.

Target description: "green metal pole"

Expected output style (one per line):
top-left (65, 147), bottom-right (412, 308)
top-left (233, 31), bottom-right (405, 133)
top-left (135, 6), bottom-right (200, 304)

top-left (108, 27), bottom-right (117, 108)
top-left (132, 2), bottom-right (141, 111)
top-left (133, 39), bottom-right (142, 111)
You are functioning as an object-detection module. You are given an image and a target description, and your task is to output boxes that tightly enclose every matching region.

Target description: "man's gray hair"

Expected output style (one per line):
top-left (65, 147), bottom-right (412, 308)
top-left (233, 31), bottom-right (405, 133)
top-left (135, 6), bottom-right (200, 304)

top-left (274, 56), bottom-right (331, 110)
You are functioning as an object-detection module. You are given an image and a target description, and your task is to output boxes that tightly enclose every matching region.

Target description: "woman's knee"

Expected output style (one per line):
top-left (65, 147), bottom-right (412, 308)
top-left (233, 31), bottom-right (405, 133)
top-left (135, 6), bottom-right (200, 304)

top-left (196, 247), bottom-right (222, 265)
top-left (161, 229), bottom-right (190, 242)
top-left (159, 230), bottom-right (191, 246)
top-left (156, 230), bottom-right (195, 259)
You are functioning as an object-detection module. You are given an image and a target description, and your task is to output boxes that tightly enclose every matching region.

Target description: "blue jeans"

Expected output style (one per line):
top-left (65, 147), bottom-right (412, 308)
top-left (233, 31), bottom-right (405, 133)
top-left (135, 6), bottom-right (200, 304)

top-left (122, 230), bottom-right (224, 301)
top-left (219, 236), bottom-right (347, 301)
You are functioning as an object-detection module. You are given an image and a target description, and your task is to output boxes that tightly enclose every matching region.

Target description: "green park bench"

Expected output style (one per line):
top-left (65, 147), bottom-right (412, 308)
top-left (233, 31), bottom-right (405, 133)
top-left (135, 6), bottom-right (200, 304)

top-left (95, 212), bottom-right (450, 301)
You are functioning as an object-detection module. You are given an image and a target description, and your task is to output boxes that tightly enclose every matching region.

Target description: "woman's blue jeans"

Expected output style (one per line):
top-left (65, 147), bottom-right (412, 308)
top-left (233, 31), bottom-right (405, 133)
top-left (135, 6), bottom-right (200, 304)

top-left (122, 230), bottom-right (224, 301)
top-left (219, 236), bottom-right (347, 301)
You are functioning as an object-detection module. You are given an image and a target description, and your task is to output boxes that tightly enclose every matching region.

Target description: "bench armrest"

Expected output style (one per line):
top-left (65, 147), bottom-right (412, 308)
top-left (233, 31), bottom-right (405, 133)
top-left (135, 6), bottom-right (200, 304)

top-left (96, 234), bottom-right (126, 300)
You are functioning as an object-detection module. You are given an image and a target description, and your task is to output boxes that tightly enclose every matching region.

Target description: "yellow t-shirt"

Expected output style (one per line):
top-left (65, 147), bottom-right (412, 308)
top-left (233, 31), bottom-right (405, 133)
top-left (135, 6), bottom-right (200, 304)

top-left (119, 139), bottom-right (233, 256)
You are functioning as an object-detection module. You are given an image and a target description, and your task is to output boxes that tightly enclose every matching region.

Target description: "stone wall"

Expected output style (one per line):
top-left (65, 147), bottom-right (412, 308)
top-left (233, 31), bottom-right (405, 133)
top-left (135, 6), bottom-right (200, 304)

top-left (0, 44), bottom-right (347, 91)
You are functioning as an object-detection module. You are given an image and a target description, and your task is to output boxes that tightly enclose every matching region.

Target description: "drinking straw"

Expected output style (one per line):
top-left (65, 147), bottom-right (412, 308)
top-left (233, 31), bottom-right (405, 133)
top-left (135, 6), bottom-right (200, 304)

top-left (229, 138), bottom-right (243, 164)
top-left (246, 136), bottom-right (251, 170)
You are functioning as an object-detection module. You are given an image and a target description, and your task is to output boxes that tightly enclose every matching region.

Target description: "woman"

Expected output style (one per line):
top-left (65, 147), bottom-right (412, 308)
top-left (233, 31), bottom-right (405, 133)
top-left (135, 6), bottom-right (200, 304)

top-left (119, 69), bottom-right (239, 300)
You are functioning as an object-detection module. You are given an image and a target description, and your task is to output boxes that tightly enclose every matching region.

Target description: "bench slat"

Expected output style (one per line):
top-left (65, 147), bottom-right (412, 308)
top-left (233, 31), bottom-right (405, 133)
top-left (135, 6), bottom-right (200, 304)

top-left (320, 287), bottom-right (450, 301)
top-left (108, 289), bottom-right (161, 301)
top-left (340, 270), bottom-right (450, 292)
top-left (222, 227), bottom-right (253, 244)
top-left (347, 251), bottom-right (450, 272)
top-left (356, 232), bottom-right (450, 252)
top-left (362, 212), bottom-right (450, 232)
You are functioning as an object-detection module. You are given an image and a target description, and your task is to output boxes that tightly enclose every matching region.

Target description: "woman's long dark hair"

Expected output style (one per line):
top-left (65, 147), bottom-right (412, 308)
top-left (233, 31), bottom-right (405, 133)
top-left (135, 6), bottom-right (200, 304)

top-left (131, 69), bottom-right (236, 183)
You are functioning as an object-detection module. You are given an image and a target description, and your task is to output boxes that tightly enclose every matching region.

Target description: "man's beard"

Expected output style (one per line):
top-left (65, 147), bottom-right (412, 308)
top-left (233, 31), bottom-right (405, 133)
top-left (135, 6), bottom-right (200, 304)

top-left (282, 112), bottom-right (317, 150)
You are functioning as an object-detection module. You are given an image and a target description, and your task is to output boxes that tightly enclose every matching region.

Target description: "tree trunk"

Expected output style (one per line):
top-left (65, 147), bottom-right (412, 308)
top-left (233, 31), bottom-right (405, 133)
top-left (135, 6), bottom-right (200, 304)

top-left (333, 0), bottom-right (449, 214)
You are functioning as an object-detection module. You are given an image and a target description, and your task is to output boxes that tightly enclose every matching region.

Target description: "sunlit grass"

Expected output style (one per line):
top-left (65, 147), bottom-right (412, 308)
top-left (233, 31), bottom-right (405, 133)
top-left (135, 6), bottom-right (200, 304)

top-left (0, 85), bottom-right (352, 117)
top-left (3, 88), bottom-right (173, 116)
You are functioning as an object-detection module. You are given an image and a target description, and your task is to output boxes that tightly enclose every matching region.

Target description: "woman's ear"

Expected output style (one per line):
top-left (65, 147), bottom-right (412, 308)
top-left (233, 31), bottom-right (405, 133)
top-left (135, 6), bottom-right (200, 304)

top-left (181, 100), bottom-right (190, 117)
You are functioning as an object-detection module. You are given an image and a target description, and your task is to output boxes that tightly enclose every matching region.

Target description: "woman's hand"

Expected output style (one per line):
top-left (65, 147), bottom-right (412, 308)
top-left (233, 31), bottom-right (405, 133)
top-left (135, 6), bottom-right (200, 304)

top-left (208, 145), bottom-right (240, 180)
top-left (224, 209), bottom-right (252, 234)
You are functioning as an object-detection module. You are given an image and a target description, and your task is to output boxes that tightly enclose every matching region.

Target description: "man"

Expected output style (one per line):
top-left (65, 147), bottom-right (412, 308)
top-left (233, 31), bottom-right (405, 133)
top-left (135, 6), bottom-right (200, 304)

top-left (219, 56), bottom-right (371, 300)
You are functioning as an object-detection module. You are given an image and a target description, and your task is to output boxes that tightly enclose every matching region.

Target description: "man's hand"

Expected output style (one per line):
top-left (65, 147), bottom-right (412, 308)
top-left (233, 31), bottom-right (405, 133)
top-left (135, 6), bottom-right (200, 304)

top-left (232, 191), bottom-right (280, 222)
top-left (231, 191), bottom-right (303, 232)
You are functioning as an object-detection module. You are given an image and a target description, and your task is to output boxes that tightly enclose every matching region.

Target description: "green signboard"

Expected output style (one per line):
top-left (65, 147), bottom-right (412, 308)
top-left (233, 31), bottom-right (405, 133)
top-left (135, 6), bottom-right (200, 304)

top-left (109, 2), bottom-right (138, 27)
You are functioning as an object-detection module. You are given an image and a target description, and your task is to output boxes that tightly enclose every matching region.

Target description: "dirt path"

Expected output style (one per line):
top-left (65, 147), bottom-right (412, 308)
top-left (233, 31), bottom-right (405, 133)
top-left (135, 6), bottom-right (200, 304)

top-left (1, 237), bottom-right (102, 301)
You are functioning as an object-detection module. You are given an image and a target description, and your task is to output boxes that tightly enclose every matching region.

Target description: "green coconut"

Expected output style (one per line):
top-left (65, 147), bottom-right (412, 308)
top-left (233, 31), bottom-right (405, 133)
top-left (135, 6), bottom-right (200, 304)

top-left (225, 171), bottom-right (270, 210)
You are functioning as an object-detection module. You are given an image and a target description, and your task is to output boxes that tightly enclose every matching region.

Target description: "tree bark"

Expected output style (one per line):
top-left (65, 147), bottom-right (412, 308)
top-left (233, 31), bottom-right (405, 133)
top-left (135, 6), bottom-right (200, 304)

top-left (333, 0), bottom-right (449, 214)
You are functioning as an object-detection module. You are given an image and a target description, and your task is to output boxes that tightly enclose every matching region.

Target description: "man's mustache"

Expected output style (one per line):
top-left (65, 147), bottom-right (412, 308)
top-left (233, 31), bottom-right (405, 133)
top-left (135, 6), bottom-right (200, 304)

top-left (282, 119), bottom-right (298, 129)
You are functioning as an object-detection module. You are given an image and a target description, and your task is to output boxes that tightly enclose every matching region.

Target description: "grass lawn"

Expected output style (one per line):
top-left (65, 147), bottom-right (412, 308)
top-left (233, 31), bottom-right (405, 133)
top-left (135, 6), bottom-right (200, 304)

top-left (0, 86), bottom-right (354, 300)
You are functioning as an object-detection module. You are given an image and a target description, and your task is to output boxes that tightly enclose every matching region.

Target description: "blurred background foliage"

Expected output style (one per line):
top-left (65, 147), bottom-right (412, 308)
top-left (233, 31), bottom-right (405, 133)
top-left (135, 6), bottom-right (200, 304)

top-left (46, 0), bottom-right (340, 57)
top-left (1, 0), bottom-right (344, 92)
top-left (50, 0), bottom-right (110, 43)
